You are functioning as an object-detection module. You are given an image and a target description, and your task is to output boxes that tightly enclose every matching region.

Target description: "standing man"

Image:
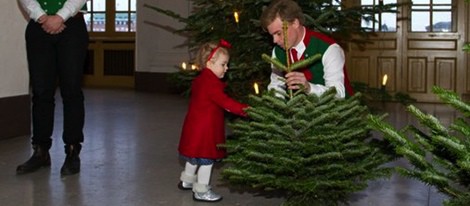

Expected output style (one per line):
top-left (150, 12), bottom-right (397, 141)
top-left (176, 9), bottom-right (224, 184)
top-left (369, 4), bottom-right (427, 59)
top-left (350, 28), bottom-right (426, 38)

top-left (17, 0), bottom-right (89, 176)
top-left (260, 0), bottom-right (354, 98)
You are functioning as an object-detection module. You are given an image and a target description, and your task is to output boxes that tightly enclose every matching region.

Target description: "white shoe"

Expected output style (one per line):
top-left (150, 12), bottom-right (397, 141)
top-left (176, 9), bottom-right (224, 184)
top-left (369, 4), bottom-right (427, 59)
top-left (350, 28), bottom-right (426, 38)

top-left (193, 189), bottom-right (222, 202)
top-left (177, 181), bottom-right (192, 190)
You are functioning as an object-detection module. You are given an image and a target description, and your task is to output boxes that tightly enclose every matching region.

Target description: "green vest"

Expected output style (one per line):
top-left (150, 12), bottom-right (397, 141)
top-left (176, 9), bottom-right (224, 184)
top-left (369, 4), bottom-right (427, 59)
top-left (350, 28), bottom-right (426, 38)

top-left (274, 35), bottom-right (353, 98)
top-left (38, 0), bottom-right (87, 15)
top-left (274, 37), bottom-right (329, 87)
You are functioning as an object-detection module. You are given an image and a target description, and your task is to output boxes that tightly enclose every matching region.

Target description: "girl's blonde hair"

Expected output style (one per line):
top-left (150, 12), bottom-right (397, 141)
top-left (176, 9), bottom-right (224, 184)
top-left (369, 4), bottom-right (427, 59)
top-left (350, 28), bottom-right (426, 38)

top-left (195, 41), bottom-right (230, 69)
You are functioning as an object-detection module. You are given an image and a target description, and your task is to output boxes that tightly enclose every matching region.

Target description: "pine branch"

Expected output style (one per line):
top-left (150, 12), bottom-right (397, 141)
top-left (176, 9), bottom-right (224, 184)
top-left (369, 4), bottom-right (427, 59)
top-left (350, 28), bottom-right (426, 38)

top-left (369, 86), bottom-right (470, 203)
top-left (261, 53), bottom-right (287, 71)
top-left (407, 105), bottom-right (450, 136)
top-left (290, 54), bottom-right (323, 71)
top-left (367, 114), bottom-right (412, 147)
top-left (464, 43), bottom-right (470, 52)
top-left (433, 86), bottom-right (470, 117)
top-left (451, 119), bottom-right (470, 139)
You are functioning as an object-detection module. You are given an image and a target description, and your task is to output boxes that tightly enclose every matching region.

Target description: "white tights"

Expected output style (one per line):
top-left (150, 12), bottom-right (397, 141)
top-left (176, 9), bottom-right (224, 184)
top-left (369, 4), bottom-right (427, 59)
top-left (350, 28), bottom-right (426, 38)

top-left (183, 162), bottom-right (213, 185)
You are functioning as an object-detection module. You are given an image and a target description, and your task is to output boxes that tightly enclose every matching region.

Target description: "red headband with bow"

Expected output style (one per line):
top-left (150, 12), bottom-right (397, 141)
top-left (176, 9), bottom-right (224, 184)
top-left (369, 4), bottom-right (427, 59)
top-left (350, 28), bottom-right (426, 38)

top-left (206, 39), bottom-right (232, 62)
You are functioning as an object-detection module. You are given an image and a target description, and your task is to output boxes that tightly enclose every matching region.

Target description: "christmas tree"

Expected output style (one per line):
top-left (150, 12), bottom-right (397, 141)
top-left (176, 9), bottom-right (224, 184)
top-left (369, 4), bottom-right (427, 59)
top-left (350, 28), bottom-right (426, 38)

top-left (222, 89), bottom-right (394, 205)
top-left (144, 0), bottom-right (398, 100)
top-left (219, 19), bottom-right (394, 205)
top-left (368, 86), bottom-right (470, 206)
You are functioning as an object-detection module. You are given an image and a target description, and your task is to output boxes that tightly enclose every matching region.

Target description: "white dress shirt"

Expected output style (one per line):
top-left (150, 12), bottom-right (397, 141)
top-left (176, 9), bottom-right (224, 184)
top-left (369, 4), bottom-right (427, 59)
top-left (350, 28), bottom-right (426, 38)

top-left (19, 0), bottom-right (87, 21)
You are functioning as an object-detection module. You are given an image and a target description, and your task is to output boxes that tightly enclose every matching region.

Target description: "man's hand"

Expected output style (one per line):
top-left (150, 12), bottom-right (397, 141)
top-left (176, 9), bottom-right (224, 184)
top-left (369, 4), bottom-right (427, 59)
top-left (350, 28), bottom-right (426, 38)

top-left (37, 15), bottom-right (47, 24)
top-left (41, 15), bottom-right (66, 35)
top-left (285, 71), bottom-right (310, 92)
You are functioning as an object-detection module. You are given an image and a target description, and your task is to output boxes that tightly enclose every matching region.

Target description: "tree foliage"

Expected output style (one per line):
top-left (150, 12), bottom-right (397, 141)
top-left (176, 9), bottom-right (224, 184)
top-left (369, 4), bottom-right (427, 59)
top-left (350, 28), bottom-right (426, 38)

top-left (223, 89), bottom-right (394, 205)
top-left (368, 86), bottom-right (470, 206)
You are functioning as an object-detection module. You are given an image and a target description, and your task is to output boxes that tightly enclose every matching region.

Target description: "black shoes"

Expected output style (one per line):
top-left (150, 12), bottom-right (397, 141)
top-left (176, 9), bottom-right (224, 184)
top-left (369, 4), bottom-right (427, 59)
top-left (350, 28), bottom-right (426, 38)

top-left (16, 144), bottom-right (82, 176)
top-left (60, 144), bottom-right (81, 176)
top-left (16, 145), bottom-right (51, 174)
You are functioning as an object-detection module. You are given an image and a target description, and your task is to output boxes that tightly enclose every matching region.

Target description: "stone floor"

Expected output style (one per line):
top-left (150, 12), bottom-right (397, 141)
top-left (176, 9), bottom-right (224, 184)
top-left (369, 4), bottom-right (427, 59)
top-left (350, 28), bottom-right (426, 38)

top-left (0, 88), bottom-right (451, 206)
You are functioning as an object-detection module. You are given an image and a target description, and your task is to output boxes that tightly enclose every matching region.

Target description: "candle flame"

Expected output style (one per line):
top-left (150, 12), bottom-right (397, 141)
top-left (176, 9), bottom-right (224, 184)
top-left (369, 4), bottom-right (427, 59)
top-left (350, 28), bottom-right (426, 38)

top-left (233, 12), bottom-right (239, 23)
top-left (191, 64), bottom-right (197, 70)
top-left (181, 62), bottom-right (187, 70)
top-left (253, 82), bottom-right (259, 94)
top-left (382, 74), bottom-right (388, 86)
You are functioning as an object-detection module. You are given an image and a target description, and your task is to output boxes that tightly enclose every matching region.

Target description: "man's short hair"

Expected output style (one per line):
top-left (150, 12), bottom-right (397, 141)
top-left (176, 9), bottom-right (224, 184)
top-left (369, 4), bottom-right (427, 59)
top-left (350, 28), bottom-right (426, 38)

top-left (260, 0), bottom-right (305, 30)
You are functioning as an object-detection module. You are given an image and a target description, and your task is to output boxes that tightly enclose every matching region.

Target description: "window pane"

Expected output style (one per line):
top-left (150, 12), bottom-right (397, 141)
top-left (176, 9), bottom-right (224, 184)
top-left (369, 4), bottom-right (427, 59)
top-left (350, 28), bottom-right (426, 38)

top-left (86, 1), bottom-right (91, 12)
top-left (130, 12), bottom-right (136, 32)
top-left (93, 0), bottom-right (106, 12)
top-left (93, 13), bottom-right (106, 32)
top-left (413, 0), bottom-right (430, 3)
top-left (434, 0), bottom-right (451, 3)
top-left (434, 11), bottom-right (452, 22)
top-left (361, 0), bottom-right (374, 5)
top-left (412, 5), bottom-right (430, 10)
top-left (116, 0), bottom-right (129, 12)
top-left (432, 12), bottom-right (451, 32)
top-left (84, 13), bottom-right (91, 31)
top-left (116, 13), bottom-right (129, 32)
top-left (412, 11), bottom-right (430, 32)
top-left (433, 5), bottom-right (451, 10)
top-left (130, 0), bottom-right (136, 11)
top-left (361, 14), bottom-right (374, 30)
top-left (381, 13), bottom-right (396, 32)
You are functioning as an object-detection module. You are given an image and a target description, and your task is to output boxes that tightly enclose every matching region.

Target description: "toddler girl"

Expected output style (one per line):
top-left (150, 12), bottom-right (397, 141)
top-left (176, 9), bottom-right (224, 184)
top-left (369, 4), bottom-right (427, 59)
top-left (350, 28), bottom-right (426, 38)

top-left (177, 39), bottom-right (249, 202)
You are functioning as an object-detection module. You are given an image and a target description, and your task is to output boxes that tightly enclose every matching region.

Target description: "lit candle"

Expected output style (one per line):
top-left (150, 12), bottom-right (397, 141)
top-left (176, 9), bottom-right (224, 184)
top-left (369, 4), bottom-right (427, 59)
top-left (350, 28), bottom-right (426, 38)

top-left (382, 74), bottom-right (388, 86)
top-left (253, 82), bottom-right (259, 94)
top-left (233, 11), bottom-right (239, 23)
top-left (191, 64), bottom-right (197, 70)
top-left (181, 62), bottom-right (187, 70)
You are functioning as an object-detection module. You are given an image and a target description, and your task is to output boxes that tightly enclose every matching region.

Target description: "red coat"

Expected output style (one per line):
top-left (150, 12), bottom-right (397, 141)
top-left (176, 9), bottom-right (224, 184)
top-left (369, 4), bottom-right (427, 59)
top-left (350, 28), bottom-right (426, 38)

top-left (178, 68), bottom-right (248, 159)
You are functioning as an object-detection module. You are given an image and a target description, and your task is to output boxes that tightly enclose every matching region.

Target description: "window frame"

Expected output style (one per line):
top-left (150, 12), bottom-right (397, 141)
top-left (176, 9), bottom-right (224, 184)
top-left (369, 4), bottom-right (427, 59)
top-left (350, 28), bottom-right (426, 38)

top-left (409, 0), bottom-right (455, 33)
top-left (86, 0), bottom-right (136, 39)
top-left (361, 0), bottom-right (398, 33)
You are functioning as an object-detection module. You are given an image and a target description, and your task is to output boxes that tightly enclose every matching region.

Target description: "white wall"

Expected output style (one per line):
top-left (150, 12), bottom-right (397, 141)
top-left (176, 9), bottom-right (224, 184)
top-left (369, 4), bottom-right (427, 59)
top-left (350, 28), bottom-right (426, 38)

top-left (136, 0), bottom-right (190, 73)
top-left (0, 1), bottom-right (29, 98)
top-left (1, 0), bottom-right (191, 95)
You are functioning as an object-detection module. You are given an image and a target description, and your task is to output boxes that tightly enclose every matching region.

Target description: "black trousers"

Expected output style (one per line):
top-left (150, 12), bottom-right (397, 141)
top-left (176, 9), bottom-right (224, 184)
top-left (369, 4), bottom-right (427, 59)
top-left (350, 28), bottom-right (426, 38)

top-left (25, 15), bottom-right (89, 148)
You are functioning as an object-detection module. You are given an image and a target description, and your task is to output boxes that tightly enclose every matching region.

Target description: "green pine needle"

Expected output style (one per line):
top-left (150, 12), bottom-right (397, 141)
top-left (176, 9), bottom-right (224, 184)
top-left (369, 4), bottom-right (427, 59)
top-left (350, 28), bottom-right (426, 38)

top-left (369, 86), bottom-right (470, 202)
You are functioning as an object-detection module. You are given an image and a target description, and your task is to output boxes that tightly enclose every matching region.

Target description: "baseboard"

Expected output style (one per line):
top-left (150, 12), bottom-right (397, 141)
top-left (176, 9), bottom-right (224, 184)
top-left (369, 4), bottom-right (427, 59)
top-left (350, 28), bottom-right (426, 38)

top-left (0, 94), bottom-right (30, 139)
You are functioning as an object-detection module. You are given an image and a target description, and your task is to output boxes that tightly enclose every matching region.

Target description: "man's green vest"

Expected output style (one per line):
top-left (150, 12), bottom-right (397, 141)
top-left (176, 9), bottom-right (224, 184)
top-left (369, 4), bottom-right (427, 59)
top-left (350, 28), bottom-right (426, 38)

top-left (273, 31), bottom-right (354, 98)
top-left (274, 37), bottom-right (330, 86)
top-left (37, 0), bottom-right (87, 15)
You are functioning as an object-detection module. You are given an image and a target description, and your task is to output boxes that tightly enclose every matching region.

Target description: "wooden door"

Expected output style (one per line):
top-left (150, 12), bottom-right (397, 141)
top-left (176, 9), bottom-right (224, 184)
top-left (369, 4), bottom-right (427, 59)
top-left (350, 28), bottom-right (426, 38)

top-left (465, 2), bottom-right (470, 101)
top-left (347, 0), bottom-right (467, 102)
top-left (401, 0), bottom-right (465, 102)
